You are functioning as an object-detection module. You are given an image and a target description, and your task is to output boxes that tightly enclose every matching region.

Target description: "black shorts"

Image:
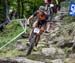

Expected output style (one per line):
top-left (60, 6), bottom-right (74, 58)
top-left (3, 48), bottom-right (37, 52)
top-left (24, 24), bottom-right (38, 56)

top-left (37, 20), bottom-right (47, 27)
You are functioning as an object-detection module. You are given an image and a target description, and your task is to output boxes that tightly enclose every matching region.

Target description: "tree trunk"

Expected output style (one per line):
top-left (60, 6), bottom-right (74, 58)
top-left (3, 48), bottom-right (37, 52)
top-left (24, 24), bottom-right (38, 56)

top-left (5, 0), bottom-right (10, 22)
top-left (21, 0), bottom-right (24, 18)
top-left (0, 0), bottom-right (6, 31)
top-left (17, 0), bottom-right (20, 18)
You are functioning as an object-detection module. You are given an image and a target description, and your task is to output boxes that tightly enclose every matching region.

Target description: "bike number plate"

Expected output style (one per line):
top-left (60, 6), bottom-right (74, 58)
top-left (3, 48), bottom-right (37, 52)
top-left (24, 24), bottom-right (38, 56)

top-left (34, 28), bottom-right (40, 33)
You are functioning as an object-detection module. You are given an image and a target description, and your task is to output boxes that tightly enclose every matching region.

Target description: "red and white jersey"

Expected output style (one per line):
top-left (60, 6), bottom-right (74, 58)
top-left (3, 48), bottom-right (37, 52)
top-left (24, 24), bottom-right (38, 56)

top-left (44, 0), bottom-right (52, 4)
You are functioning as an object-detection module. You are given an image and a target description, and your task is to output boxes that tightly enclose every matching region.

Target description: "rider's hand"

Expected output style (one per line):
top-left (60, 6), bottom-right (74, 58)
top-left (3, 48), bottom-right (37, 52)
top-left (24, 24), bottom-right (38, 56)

top-left (27, 24), bottom-right (30, 27)
top-left (26, 19), bottom-right (30, 26)
top-left (56, 4), bottom-right (59, 7)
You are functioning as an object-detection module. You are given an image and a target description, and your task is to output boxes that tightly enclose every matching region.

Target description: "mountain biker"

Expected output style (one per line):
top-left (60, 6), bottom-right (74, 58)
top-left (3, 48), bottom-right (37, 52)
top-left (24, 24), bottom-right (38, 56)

top-left (44, 0), bottom-right (59, 11)
top-left (44, 0), bottom-right (59, 33)
top-left (44, 0), bottom-right (53, 11)
top-left (27, 6), bottom-right (48, 50)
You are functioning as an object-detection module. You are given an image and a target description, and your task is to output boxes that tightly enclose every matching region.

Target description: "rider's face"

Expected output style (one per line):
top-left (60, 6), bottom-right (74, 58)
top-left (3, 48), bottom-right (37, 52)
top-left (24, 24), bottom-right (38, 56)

top-left (36, 12), bottom-right (46, 20)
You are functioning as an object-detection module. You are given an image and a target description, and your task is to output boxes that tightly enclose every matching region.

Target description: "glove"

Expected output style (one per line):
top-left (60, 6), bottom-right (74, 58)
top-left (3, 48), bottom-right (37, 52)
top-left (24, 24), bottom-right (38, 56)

top-left (27, 24), bottom-right (30, 27)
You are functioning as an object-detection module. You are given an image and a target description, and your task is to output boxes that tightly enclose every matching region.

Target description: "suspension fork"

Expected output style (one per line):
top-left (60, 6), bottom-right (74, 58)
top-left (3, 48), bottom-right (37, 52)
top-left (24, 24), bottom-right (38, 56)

top-left (29, 28), bottom-right (34, 42)
top-left (35, 30), bottom-right (44, 46)
top-left (35, 34), bottom-right (40, 46)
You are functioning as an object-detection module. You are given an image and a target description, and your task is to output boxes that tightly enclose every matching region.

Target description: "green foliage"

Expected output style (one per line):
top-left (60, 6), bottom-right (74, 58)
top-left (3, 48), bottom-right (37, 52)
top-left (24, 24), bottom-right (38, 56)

top-left (23, 0), bottom-right (44, 17)
top-left (0, 21), bottom-right (23, 47)
top-left (7, 0), bottom-right (44, 18)
top-left (0, 0), bottom-right (6, 22)
top-left (0, 0), bottom-right (68, 20)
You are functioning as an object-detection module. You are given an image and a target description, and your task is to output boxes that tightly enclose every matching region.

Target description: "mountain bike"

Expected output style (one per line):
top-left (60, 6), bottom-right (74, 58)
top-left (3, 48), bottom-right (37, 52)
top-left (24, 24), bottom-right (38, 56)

top-left (26, 26), bottom-right (41, 56)
top-left (45, 4), bottom-right (55, 32)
